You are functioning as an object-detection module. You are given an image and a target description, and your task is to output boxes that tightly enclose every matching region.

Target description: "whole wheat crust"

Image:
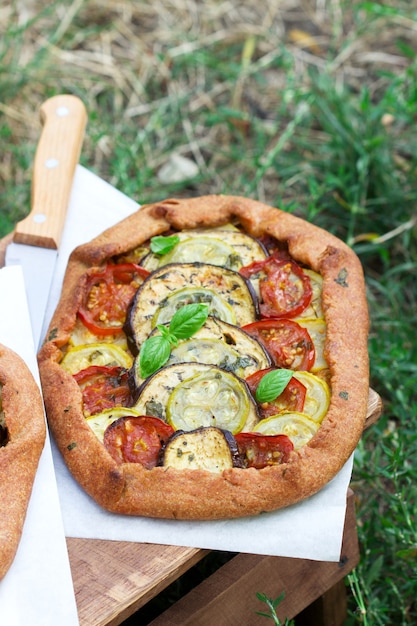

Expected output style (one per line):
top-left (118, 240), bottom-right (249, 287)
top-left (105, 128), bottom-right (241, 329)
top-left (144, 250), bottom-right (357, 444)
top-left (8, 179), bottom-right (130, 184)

top-left (0, 344), bottom-right (46, 579)
top-left (38, 195), bottom-right (369, 520)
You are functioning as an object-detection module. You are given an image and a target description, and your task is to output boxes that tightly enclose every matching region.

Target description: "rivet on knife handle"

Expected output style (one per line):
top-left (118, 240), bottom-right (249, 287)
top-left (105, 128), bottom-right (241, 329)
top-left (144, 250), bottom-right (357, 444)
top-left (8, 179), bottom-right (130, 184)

top-left (13, 95), bottom-right (87, 250)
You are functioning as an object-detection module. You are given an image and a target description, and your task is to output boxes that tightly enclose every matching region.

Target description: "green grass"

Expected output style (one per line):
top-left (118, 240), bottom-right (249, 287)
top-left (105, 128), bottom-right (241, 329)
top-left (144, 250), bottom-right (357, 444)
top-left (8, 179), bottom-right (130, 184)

top-left (1, 1), bottom-right (417, 623)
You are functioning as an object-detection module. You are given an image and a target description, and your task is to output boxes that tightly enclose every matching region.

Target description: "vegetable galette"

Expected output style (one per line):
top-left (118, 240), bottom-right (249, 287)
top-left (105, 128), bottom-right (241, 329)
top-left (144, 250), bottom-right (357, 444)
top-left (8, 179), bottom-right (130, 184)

top-left (38, 195), bottom-right (369, 520)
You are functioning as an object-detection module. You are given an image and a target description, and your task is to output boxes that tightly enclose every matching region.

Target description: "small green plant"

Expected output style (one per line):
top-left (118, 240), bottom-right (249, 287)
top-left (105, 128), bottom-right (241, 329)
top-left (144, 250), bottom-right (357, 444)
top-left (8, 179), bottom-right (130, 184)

top-left (255, 592), bottom-right (295, 625)
top-left (347, 570), bottom-right (369, 625)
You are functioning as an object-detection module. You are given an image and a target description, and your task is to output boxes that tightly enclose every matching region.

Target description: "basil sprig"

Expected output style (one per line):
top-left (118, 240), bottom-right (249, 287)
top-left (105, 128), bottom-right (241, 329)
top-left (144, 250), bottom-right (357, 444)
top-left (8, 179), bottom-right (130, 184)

top-left (255, 369), bottom-right (294, 403)
top-left (139, 303), bottom-right (209, 378)
top-left (150, 234), bottom-right (180, 255)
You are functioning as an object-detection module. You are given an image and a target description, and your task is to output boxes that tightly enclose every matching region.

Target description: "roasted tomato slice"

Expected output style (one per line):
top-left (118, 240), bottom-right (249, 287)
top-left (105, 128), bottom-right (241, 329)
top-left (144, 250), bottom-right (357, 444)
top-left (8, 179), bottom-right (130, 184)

top-left (235, 432), bottom-right (294, 469)
top-left (242, 319), bottom-right (315, 371)
top-left (245, 368), bottom-right (306, 418)
top-left (240, 254), bottom-right (312, 318)
top-left (78, 263), bottom-right (150, 336)
top-left (103, 415), bottom-right (174, 467)
top-left (73, 365), bottom-right (133, 417)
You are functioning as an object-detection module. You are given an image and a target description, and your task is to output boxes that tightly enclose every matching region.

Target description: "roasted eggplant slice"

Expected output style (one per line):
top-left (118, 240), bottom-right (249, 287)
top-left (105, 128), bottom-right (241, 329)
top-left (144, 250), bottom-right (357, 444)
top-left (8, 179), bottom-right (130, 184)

top-left (131, 316), bottom-right (271, 388)
top-left (141, 228), bottom-right (268, 271)
top-left (127, 262), bottom-right (258, 349)
top-left (132, 362), bottom-right (259, 433)
top-left (160, 426), bottom-right (243, 472)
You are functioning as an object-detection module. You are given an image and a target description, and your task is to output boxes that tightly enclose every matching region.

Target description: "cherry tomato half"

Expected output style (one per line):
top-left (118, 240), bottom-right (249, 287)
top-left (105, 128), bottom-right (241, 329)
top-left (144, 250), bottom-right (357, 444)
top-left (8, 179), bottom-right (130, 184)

top-left (74, 365), bottom-right (133, 417)
top-left (245, 368), bottom-right (307, 418)
top-left (78, 263), bottom-right (150, 336)
top-left (242, 319), bottom-right (315, 371)
top-left (103, 416), bottom-right (174, 467)
top-left (240, 254), bottom-right (312, 318)
top-left (235, 432), bottom-right (294, 469)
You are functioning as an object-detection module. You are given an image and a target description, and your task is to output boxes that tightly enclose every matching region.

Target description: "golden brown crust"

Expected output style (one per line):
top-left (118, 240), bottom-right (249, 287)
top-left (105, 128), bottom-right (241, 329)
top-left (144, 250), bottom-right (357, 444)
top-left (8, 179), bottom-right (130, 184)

top-left (38, 195), bottom-right (369, 520)
top-left (0, 344), bottom-right (46, 579)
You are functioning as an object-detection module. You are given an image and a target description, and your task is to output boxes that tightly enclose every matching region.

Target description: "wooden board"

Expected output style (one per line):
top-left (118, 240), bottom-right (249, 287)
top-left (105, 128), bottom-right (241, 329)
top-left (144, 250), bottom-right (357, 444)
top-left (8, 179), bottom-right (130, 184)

top-left (66, 540), bottom-right (208, 626)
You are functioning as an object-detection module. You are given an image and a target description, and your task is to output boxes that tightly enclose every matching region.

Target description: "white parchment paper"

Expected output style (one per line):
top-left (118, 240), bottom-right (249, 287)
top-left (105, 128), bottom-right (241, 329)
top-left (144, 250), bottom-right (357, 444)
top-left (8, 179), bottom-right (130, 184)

top-left (0, 265), bottom-right (79, 626)
top-left (43, 165), bottom-right (353, 562)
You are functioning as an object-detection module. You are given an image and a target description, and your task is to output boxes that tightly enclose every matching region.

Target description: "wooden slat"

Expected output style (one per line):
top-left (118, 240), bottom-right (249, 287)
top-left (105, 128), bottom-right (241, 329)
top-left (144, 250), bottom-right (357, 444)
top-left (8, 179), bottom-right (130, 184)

top-left (295, 578), bottom-right (348, 626)
top-left (365, 388), bottom-right (384, 430)
top-left (66, 539), bottom-right (209, 626)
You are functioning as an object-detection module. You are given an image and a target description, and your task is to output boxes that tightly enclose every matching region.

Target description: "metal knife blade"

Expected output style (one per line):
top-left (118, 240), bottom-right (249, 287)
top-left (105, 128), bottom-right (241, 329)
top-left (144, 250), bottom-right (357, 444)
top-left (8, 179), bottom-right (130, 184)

top-left (5, 94), bottom-right (87, 348)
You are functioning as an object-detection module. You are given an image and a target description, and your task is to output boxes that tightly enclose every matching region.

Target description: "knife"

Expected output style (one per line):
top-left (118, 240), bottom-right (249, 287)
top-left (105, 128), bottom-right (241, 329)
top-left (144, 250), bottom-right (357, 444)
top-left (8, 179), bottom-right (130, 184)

top-left (5, 94), bottom-right (87, 349)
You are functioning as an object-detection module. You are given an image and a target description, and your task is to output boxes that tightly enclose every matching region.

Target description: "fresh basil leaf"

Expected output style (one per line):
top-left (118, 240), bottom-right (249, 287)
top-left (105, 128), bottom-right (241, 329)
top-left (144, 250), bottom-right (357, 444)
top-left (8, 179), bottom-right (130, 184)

top-left (157, 324), bottom-right (172, 340)
top-left (168, 303), bottom-right (209, 339)
top-left (255, 369), bottom-right (294, 403)
top-left (139, 304), bottom-right (209, 378)
top-left (139, 335), bottom-right (171, 379)
top-left (150, 234), bottom-right (180, 255)
top-left (157, 324), bottom-right (179, 347)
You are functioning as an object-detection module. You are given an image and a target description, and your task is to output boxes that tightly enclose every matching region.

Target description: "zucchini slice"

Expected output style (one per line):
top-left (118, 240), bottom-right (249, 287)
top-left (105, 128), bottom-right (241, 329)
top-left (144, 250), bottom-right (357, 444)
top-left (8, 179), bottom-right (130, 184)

top-left (160, 426), bottom-right (243, 472)
top-left (296, 269), bottom-right (324, 319)
top-left (131, 316), bottom-right (271, 389)
top-left (254, 412), bottom-right (319, 449)
top-left (132, 362), bottom-right (259, 433)
top-left (294, 318), bottom-right (327, 372)
top-left (292, 371), bottom-right (330, 422)
top-left (86, 407), bottom-right (141, 442)
top-left (69, 318), bottom-right (129, 351)
top-left (126, 262), bottom-right (258, 349)
top-left (60, 342), bottom-right (133, 375)
top-left (141, 228), bottom-right (268, 271)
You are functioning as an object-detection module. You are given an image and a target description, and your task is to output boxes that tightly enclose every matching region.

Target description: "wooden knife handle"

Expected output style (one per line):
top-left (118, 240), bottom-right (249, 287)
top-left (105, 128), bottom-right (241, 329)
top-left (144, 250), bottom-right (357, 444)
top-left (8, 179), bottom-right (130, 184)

top-left (13, 94), bottom-right (87, 249)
